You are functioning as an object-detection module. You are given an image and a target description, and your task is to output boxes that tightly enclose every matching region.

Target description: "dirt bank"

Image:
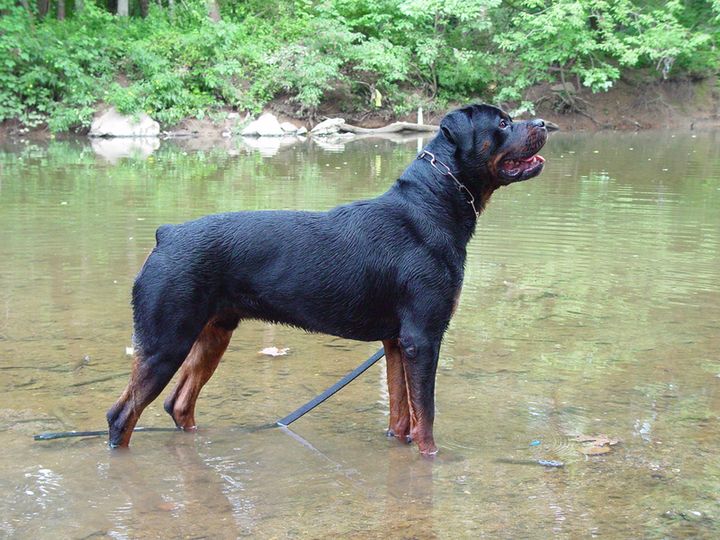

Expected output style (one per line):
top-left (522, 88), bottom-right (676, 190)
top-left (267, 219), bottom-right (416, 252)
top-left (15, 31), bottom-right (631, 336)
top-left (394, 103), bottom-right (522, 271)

top-left (263, 76), bottom-right (720, 132)
top-left (527, 77), bottom-right (720, 131)
top-left (2, 77), bottom-right (719, 142)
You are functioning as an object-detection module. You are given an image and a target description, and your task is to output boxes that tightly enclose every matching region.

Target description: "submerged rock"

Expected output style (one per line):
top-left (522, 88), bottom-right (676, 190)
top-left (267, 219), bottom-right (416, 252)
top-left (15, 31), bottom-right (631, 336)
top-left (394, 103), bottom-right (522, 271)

top-left (89, 107), bottom-right (160, 138)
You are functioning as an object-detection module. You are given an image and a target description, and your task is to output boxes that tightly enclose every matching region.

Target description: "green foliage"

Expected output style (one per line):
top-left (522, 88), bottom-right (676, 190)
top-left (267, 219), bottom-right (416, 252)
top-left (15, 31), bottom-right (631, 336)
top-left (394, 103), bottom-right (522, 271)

top-left (0, 0), bottom-right (718, 132)
top-left (0, 2), bottom-right (117, 131)
top-left (106, 16), bottom-right (252, 123)
top-left (494, 0), bottom-right (715, 103)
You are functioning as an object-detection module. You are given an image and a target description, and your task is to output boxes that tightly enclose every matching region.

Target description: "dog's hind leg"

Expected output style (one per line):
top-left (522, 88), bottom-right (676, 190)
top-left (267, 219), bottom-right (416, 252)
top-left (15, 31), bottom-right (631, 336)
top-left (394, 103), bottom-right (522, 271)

top-left (107, 292), bottom-right (207, 447)
top-left (163, 316), bottom-right (238, 430)
top-left (106, 336), bottom-right (196, 448)
top-left (383, 338), bottom-right (411, 442)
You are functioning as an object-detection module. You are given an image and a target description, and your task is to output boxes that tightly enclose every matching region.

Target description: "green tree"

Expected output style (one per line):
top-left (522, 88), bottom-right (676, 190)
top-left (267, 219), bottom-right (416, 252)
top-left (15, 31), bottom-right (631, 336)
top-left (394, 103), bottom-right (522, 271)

top-left (494, 0), bottom-right (713, 107)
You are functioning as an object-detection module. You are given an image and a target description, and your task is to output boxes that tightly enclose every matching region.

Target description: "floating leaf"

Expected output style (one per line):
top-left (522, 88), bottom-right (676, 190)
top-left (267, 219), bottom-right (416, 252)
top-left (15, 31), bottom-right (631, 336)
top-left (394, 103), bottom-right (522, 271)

top-left (579, 445), bottom-right (611, 455)
top-left (156, 501), bottom-right (177, 512)
top-left (573, 433), bottom-right (620, 456)
top-left (572, 434), bottom-right (619, 446)
top-left (259, 347), bottom-right (290, 357)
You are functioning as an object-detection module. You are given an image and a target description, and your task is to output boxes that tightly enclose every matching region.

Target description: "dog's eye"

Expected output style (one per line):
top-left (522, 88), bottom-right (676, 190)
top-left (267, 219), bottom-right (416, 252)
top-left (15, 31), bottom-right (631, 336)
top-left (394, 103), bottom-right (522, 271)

top-left (499, 119), bottom-right (510, 129)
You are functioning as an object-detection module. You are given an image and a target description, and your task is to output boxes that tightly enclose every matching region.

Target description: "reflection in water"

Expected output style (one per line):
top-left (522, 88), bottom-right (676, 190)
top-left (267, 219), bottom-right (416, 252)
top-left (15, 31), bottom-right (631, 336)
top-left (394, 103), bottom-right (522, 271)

top-left (104, 437), bottom-right (242, 538)
top-left (240, 135), bottom-right (307, 158)
top-left (0, 131), bottom-right (719, 537)
top-left (382, 446), bottom-right (436, 538)
top-left (90, 137), bottom-right (160, 163)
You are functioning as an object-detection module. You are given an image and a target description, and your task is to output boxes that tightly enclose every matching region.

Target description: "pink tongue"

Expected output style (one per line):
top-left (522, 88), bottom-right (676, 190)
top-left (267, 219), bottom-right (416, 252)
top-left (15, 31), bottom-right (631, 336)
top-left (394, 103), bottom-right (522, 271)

top-left (502, 154), bottom-right (545, 172)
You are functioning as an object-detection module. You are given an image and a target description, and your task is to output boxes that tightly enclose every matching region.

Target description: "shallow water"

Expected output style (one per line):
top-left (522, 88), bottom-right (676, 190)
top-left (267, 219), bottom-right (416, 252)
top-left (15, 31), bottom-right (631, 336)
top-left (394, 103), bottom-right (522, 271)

top-left (0, 130), bottom-right (719, 538)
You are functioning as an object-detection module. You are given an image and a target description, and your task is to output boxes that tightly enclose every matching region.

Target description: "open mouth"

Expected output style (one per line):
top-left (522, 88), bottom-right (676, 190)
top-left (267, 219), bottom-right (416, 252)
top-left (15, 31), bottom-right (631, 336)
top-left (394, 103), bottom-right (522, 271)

top-left (498, 153), bottom-right (545, 183)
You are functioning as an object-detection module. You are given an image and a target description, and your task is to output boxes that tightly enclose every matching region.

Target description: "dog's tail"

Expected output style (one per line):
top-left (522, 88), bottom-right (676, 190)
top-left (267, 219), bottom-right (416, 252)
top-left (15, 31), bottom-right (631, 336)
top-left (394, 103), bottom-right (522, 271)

top-left (132, 224), bottom-right (173, 275)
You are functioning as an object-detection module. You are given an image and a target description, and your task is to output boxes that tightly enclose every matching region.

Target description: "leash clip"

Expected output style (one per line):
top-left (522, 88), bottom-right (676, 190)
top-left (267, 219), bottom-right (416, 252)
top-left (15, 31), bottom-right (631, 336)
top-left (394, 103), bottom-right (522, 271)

top-left (417, 150), bottom-right (480, 218)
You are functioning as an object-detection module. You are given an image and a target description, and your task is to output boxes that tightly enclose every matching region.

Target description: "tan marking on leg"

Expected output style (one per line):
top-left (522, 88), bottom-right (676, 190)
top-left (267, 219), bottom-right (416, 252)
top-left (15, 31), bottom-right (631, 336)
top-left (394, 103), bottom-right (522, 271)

top-left (402, 363), bottom-right (417, 438)
top-left (383, 338), bottom-right (411, 442)
top-left (401, 357), bottom-right (438, 456)
top-left (108, 354), bottom-right (157, 447)
top-left (164, 321), bottom-right (233, 430)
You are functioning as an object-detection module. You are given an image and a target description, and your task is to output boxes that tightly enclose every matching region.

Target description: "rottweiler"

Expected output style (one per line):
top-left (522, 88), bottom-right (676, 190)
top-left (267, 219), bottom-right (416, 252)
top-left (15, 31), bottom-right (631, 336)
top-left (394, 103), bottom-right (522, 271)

top-left (107, 104), bottom-right (548, 455)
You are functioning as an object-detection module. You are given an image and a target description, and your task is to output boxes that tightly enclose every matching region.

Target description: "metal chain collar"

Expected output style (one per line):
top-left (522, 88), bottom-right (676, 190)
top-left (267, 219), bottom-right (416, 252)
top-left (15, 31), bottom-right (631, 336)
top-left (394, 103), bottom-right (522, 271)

top-left (417, 150), bottom-right (480, 218)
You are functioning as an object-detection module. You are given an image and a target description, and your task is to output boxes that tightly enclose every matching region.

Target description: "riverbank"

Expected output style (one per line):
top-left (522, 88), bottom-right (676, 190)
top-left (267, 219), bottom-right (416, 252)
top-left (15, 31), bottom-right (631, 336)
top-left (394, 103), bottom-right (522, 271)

top-left (2, 77), bottom-right (719, 143)
top-left (265, 77), bottom-right (720, 133)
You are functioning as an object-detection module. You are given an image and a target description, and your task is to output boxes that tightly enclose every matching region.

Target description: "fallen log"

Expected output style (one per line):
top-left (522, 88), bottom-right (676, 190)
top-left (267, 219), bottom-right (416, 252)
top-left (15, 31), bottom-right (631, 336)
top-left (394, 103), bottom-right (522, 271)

top-left (341, 120), bottom-right (560, 134)
top-left (339, 122), bottom-right (439, 134)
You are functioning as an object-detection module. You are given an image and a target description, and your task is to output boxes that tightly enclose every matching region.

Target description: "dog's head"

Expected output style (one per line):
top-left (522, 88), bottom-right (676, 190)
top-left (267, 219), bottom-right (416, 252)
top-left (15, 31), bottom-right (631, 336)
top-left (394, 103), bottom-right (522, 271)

top-left (439, 104), bottom-right (548, 187)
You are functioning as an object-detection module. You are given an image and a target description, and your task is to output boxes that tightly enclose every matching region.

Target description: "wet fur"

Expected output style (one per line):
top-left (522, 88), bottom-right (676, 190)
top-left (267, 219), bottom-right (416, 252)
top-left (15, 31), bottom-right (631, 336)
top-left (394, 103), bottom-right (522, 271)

top-left (107, 104), bottom-right (548, 454)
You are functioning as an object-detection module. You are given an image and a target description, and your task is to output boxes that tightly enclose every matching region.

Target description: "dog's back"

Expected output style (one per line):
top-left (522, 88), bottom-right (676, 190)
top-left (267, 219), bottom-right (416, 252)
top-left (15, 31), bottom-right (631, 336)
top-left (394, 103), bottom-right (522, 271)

top-left (133, 190), bottom-right (455, 345)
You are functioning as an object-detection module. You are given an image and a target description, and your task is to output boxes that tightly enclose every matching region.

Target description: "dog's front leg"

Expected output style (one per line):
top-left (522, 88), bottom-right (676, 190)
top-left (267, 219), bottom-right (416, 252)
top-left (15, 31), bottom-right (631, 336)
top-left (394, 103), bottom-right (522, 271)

top-left (399, 330), bottom-right (441, 455)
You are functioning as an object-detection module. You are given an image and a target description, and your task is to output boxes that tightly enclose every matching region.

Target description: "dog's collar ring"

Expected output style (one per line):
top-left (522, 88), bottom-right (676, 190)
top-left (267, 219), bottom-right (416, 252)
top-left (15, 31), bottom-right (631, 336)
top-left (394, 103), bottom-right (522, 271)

top-left (417, 151), bottom-right (480, 218)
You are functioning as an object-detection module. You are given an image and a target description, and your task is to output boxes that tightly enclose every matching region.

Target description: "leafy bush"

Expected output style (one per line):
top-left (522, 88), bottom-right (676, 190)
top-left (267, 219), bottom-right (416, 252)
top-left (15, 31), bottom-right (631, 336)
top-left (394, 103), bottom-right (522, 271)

top-left (0, 2), bottom-right (118, 131)
top-left (0, 0), bottom-right (718, 132)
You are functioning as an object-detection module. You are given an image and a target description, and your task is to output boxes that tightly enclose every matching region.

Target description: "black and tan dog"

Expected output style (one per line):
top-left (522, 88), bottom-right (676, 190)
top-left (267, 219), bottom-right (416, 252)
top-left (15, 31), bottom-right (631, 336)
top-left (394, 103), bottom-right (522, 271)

top-left (107, 104), bottom-right (548, 455)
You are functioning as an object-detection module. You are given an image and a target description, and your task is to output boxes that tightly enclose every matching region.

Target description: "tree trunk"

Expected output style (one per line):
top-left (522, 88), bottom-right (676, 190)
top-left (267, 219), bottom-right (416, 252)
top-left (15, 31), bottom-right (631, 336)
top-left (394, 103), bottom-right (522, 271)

top-left (75, 0), bottom-right (83, 13)
top-left (117, 0), bottom-right (128, 16)
top-left (37, 0), bottom-right (50, 18)
top-left (207, 0), bottom-right (220, 22)
top-left (139, 0), bottom-right (149, 18)
top-left (57, 0), bottom-right (65, 20)
top-left (19, 0), bottom-right (36, 29)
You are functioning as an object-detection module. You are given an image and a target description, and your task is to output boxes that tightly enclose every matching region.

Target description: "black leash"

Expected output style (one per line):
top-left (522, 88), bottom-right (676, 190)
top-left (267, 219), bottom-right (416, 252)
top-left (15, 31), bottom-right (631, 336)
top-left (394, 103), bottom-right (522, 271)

top-left (276, 346), bottom-right (385, 426)
top-left (33, 346), bottom-right (386, 442)
top-left (33, 426), bottom-right (178, 441)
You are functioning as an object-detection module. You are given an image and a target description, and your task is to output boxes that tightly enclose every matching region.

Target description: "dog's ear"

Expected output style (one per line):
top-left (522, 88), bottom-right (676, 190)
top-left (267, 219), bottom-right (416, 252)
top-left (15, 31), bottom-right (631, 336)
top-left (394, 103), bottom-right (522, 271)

top-left (440, 125), bottom-right (456, 145)
top-left (439, 107), bottom-right (472, 147)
